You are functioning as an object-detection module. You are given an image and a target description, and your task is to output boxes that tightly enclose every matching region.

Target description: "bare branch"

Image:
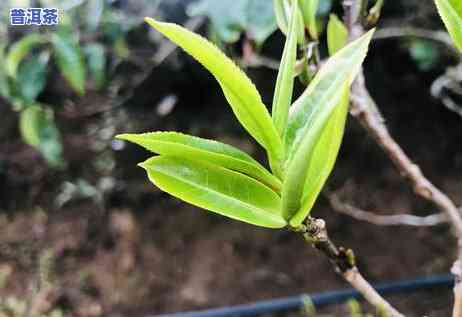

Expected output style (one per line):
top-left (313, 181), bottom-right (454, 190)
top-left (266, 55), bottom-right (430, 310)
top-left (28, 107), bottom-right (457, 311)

top-left (431, 63), bottom-right (462, 119)
top-left (327, 190), bottom-right (448, 227)
top-left (296, 218), bottom-right (405, 317)
top-left (239, 54), bottom-right (280, 70)
top-left (350, 71), bottom-right (462, 236)
top-left (374, 26), bottom-right (457, 53)
top-left (342, 1), bottom-right (462, 315)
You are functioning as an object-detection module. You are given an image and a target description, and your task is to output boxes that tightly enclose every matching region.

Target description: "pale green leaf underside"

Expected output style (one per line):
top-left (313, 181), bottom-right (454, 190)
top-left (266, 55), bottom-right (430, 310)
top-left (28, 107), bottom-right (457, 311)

top-left (273, 0), bottom-right (288, 34)
top-left (272, 1), bottom-right (298, 137)
top-left (289, 87), bottom-right (349, 226)
top-left (272, 0), bottom-right (305, 44)
top-left (141, 156), bottom-right (286, 228)
top-left (435, 0), bottom-right (462, 53)
top-left (281, 30), bottom-right (374, 221)
top-left (117, 132), bottom-right (281, 192)
top-left (285, 30), bottom-right (374, 165)
top-left (327, 14), bottom-right (348, 56)
top-left (144, 18), bottom-right (283, 163)
top-left (20, 105), bottom-right (45, 147)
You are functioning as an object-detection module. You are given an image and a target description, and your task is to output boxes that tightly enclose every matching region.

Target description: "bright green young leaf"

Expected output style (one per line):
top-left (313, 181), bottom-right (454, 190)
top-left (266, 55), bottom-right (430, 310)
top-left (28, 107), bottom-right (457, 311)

top-left (296, 4), bottom-right (307, 45)
top-left (289, 87), bottom-right (349, 226)
top-left (449, 0), bottom-right (462, 16)
top-left (116, 132), bottom-right (282, 192)
top-left (5, 33), bottom-right (43, 78)
top-left (140, 156), bottom-right (286, 228)
top-left (281, 30), bottom-right (374, 221)
top-left (83, 43), bottom-right (106, 90)
top-left (144, 18), bottom-right (283, 168)
top-left (51, 32), bottom-right (86, 95)
top-left (273, 0), bottom-right (289, 34)
top-left (17, 52), bottom-right (49, 104)
top-left (300, 0), bottom-right (319, 40)
top-left (272, 1), bottom-right (298, 137)
top-left (273, 0), bottom-right (306, 45)
top-left (19, 105), bottom-right (64, 168)
top-left (327, 14), bottom-right (348, 56)
top-left (435, 0), bottom-right (462, 53)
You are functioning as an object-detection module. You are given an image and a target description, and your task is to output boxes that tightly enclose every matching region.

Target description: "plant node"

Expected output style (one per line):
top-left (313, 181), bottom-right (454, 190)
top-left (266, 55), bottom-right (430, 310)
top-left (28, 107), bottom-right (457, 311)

top-left (294, 216), bottom-right (356, 274)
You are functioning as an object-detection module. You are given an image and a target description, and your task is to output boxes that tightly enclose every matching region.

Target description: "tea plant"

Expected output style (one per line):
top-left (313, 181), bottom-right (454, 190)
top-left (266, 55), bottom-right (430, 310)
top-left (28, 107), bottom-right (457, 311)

top-left (117, 0), bottom-right (462, 315)
top-left (118, 7), bottom-right (373, 230)
top-left (116, 0), bottom-right (403, 314)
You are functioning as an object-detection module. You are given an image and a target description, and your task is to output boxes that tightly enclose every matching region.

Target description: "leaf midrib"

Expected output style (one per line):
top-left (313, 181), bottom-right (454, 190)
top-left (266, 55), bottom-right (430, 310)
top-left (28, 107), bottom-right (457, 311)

top-left (151, 160), bottom-right (285, 222)
top-left (144, 138), bottom-right (281, 190)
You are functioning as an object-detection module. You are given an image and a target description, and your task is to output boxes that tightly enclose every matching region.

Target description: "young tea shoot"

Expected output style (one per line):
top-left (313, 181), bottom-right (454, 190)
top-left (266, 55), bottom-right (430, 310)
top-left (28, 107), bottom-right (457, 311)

top-left (117, 1), bottom-right (374, 230)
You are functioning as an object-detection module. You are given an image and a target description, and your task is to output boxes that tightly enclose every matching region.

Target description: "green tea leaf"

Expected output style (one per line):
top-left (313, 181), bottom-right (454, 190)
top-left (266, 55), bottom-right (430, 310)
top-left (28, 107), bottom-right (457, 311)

top-left (17, 52), bottom-right (49, 104)
top-left (449, 0), bottom-right (462, 16)
top-left (300, 0), bottom-right (319, 40)
top-left (117, 132), bottom-right (282, 192)
top-left (272, 0), bottom-right (306, 45)
top-left (435, 0), bottom-right (462, 53)
top-left (5, 33), bottom-right (43, 78)
top-left (281, 30), bottom-right (374, 222)
top-left (272, 1), bottom-right (298, 137)
top-left (145, 18), bottom-right (283, 168)
top-left (327, 14), bottom-right (348, 56)
top-left (20, 105), bottom-right (42, 147)
top-left (83, 43), bottom-right (106, 89)
top-left (140, 156), bottom-right (286, 228)
top-left (273, 0), bottom-right (289, 34)
top-left (289, 87), bottom-right (349, 226)
top-left (51, 32), bottom-right (86, 95)
top-left (19, 105), bottom-right (64, 168)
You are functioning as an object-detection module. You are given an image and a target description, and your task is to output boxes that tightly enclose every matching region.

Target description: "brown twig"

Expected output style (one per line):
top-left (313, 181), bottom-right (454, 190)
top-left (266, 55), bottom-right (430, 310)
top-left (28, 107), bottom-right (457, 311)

top-left (296, 218), bottom-right (405, 317)
top-left (343, 0), bottom-right (462, 315)
top-left (327, 190), bottom-right (448, 227)
top-left (349, 67), bottom-right (462, 236)
top-left (374, 26), bottom-right (457, 52)
top-left (431, 63), bottom-right (462, 119)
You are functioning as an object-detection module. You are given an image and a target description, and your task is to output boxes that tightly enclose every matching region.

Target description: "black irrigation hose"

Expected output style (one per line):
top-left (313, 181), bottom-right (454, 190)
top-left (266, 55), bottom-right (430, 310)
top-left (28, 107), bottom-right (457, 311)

top-left (148, 274), bottom-right (454, 317)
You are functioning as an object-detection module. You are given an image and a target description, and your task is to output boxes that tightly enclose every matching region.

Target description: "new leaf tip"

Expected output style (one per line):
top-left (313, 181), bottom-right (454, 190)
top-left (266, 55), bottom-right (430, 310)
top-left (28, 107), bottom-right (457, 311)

top-left (114, 133), bottom-right (132, 141)
top-left (144, 17), bottom-right (161, 28)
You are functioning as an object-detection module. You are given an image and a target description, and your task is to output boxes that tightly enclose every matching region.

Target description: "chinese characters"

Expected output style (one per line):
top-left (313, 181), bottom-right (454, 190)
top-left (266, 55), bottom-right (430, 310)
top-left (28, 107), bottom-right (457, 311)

top-left (10, 8), bottom-right (59, 26)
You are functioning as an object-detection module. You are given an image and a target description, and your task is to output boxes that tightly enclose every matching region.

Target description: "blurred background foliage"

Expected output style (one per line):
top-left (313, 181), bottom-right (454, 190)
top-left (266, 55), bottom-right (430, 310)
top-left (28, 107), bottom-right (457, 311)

top-left (0, 0), bottom-right (461, 316)
top-left (0, 0), bottom-right (457, 171)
